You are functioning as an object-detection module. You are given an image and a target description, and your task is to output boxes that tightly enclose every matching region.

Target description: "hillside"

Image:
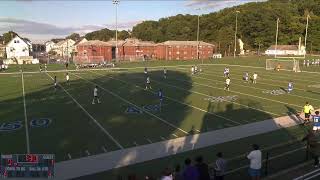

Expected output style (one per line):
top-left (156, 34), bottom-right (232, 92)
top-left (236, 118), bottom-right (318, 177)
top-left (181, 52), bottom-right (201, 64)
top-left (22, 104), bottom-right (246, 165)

top-left (131, 0), bottom-right (320, 54)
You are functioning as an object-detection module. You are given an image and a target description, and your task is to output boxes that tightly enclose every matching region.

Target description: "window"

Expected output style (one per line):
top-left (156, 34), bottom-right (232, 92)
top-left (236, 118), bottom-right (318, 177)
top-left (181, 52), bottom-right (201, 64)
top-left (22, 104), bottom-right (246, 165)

top-left (169, 51), bottom-right (171, 55)
top-left (176, 46), bottom-right (180, 48)
top-left (176, 51), bottom-right (180, 55)
top-left (184, 51), bottom-right (187, 55)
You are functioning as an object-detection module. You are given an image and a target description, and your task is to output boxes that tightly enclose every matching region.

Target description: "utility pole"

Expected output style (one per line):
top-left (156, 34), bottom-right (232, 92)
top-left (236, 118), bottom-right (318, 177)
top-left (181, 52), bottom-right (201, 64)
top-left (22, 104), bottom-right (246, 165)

top-left (113, 0), bottom-right (119, 61)
top-left (275, 18), bottom-right (279, 58)
top-left (304, 14), bottom-right (310, 58)
top-left (196, 8), bottom-right (201, 63)
top-left (234, 11), bottom-right (240, 59)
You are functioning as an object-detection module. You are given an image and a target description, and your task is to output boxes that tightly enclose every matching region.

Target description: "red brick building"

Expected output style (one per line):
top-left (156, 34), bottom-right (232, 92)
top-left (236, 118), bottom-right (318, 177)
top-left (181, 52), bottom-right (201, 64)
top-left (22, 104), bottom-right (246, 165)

top-left (74, 40), bottom-right (113, 63)
top-left (74, 39), bottom-right (215, 64)
top-left (155, 41), bottom-right (215, 60)
top-left (118, 38), bottom-right (156, 61)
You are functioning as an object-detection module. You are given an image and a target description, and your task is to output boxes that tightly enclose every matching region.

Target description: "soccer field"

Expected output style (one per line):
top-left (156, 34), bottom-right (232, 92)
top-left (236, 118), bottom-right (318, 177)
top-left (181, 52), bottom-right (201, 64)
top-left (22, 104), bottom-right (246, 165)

top-left (0, 58), bottom-right (319, 164)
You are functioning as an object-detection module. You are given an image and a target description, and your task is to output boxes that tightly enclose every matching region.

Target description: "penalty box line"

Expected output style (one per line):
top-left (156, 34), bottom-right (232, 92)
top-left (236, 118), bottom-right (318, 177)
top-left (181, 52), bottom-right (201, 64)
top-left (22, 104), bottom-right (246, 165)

top-left (90, 70), bottom-right (242, 126)
top-left (21, 71), bottom-right (31, 154)
top-left (45, 72), bottom-right (124, 149)
top-left (149, 77), bottom-right (281, 117)
top-left (71, 72), bottom-right (189, 135)
top-left (174, 68), bottom-right (312, 107)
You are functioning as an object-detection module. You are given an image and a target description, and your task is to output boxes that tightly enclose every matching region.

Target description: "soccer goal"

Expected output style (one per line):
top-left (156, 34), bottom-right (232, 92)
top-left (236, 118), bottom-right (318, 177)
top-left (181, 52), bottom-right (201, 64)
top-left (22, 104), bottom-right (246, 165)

top-left (266, 58), bottom-right (301, 72)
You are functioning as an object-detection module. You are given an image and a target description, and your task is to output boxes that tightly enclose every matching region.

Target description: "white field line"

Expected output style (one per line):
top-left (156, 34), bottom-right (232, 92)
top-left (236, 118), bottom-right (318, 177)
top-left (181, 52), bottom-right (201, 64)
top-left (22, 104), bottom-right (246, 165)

top-left (177, 69), bottom-right (320, 103)
top-left (45, 73), bottom-right (124, 149)
top-left (293, 168), bottom-right (320, 180)
top-left (160, 136), bottom-right (166, 140)
top-left (200, 65), bottom-right (317, 83)
top-left (166, 75), bottom-right (302, 109)
top-left (102, 146), bottom-right (107, 153)
top-left (67, 153), bottom-right (72, 159)
top-left (197, 68), bottom-right (309, 91)
top-left (21, 72), bottom-right (30, 153)
top-left (171, 133), bottom-right (178, 138)
top-left (146, 138), bottom-right (153, 143)
top-left (71, 73), bottom-right (189, 135)
top-left (175, 67), bottom-right (308, 92)
top-left (304, 172), bottom-right (320, 180)
top-left (150, 78), bottom-right (281, 117)
top-left (89, 70), bottom-right (241, 125)
top-left (85, 150), bottom-right (90, 156)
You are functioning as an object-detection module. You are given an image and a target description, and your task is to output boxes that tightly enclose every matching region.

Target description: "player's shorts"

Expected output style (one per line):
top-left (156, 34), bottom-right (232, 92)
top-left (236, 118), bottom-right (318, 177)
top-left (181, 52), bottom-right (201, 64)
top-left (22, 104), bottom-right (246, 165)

top-left (305, 113), bottom-right (311, 119)
top-left (248, 168), bottom-right (261, 177)
top-left (94, 95), bottom-right (98, 98)
top-left (313, 126), bottom-right (320, 131)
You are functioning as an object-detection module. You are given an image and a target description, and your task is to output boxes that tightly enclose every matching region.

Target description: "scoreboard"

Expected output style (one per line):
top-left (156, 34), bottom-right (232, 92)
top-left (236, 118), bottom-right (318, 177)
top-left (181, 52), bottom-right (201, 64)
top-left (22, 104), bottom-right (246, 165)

top-left (0, 154), bottom-right (54, 178)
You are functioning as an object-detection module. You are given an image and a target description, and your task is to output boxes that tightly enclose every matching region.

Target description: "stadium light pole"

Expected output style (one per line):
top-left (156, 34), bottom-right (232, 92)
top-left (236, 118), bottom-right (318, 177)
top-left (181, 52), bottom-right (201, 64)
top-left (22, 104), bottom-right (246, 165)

top-left (113, 0), bottom-right (119, 61)
top-left (195, 8), bottom-right (201, 63)
top-left (304, 14), bottom-right (310, 58)
top-left (275, 18), bottom-right (279, 58)
top-left (234, 11), bottom-right (240, 59)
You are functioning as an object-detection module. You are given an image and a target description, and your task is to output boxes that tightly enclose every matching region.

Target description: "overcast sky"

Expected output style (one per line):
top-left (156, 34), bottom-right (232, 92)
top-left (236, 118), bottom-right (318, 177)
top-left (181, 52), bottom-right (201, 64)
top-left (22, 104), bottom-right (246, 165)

top-left (0, 0), bottom-right (265, 43)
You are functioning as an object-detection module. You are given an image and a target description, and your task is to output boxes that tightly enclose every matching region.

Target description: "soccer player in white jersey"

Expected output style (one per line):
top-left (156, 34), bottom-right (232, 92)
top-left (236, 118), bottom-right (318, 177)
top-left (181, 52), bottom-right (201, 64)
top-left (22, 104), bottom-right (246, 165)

top-left (243, 72), bottom-right (249, 83)
top-left (66, 73), bottom-right (70, 85)
top-left (224, 67), bottom-right (230, 77)
top-left (163, 68), bottom-right (167, 79)
top-left (252, 72), bottom-right (258, 84)
top-left (288, 81), bottom-right (293, 93)
top-left (145, 77), bottom-right (152, 90)
top-left (225, 77), bottom-right (230, 91)
top-left (191, 66), bottom-right (195, 75)
top-left (92, 86), bottom-right (101, 104)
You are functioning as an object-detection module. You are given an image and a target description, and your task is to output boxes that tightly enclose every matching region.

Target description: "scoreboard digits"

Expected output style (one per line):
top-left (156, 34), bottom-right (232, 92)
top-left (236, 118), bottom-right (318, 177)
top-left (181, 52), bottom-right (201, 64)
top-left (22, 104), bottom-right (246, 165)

top-left (0, 154), bottom-right (54, 178)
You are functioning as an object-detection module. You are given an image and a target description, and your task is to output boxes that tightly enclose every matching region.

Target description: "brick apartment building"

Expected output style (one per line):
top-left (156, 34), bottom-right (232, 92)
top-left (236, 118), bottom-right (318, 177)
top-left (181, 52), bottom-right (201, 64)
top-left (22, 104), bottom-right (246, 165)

top-left (74, 39), bottom-right (215, 63)
top-left (155, 41), bottom-right (215, 60)
top-left (118, 38), bottom-right (156, 61)
top-left (74, 40), bottom-right (113, 63)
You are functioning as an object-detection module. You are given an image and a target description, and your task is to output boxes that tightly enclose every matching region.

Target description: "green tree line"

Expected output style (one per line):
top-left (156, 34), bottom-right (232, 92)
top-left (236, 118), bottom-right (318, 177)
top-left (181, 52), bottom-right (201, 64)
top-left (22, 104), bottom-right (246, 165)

top-left (131, 0), bottom-right (320, 54)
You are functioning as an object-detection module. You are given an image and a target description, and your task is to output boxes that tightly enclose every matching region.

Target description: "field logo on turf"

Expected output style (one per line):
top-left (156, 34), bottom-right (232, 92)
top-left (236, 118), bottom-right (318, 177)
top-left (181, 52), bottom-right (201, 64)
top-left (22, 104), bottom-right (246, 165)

top-left (0, 121), bottom-right (23, 132)
top-left (143, 104), bottom-right (160, 112)
top-left (0, 118), bottom-right (52, 132)
top-left (30, 118), bottom-right (51, 128)
top-left (125, 106), bottom-right (143, 114)
top-left (204, 95), bottom-right (238, 103)
top-left (262, 89), bottom-right (286, 96)
top-left (308, 84), bottom-right (320, 88)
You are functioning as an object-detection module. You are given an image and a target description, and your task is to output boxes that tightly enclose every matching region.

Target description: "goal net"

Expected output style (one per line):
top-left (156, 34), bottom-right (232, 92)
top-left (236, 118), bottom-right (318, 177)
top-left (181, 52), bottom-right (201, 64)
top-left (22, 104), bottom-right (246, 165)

top-left (266, 59), bottom-right (301, 72)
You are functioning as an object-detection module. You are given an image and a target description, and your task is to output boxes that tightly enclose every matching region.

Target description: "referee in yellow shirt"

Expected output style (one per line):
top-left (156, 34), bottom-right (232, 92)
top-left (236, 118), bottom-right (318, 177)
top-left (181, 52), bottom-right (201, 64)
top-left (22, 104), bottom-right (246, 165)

top-left (302, 102), bottom-right (314, 125)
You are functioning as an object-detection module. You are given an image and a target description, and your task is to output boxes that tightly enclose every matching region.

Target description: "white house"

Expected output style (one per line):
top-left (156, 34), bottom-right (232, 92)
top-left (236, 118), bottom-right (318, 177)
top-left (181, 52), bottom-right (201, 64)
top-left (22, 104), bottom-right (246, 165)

top-left (53, 39), bottom-right (76, 57)
top-left (265, 37), bottom-right (306, 56)
top-left (265, 45), bottom-right (306, 56)
top-left (45, 41), bottom-right (56, 53)
top-left (5, 35), bottom-right (32, 63)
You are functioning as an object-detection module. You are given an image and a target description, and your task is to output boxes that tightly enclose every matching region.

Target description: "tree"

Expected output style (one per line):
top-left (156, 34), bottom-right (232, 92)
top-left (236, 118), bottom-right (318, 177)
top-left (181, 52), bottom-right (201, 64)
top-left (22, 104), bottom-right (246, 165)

top-left (2, 31), bottom-right (18, 44)
top-left (130, 0), bottom-right (320, 52)
top-left (66, 33), bottom-right (81, 41)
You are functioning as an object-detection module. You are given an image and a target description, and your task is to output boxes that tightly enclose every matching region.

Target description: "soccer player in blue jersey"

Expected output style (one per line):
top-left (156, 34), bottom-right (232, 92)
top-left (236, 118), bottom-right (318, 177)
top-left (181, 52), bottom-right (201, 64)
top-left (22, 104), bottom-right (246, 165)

top-left (224, 67), bottom-right (230, 77)
top-left (313, 111), bottom-right (320, 132)
top-left (158, 89), bottom-right (163, 112)
top-left (288, 81), bottom-right (293, 93)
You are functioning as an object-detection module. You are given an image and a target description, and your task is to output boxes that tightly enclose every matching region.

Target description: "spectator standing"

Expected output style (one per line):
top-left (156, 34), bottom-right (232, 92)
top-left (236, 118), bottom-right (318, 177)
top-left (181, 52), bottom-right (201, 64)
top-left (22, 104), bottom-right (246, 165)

top-left (195, 156), bottom-right (210, 180)
top-left (173, 165), bottom-right (183, 180)
top-left (214, 152), bottom-right (227, 180)
top-left (302, 129), bottom-right (320, 167)
top-left (183, 158), bottom-right (199, 180)
top-left (247, 144), bottom-right (262, 180)
top-left (160, 168), bottom-right (173, 180)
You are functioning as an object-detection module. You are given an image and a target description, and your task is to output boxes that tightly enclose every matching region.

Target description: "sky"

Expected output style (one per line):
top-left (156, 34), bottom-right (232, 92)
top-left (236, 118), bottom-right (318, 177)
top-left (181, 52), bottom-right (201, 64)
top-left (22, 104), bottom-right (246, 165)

top-left (0, 0), bottom-right (265, 43)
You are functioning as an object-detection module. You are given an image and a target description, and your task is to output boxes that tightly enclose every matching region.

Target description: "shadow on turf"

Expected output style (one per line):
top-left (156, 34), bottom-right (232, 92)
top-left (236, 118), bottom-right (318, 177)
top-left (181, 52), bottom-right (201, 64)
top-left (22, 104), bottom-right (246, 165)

top-left (0, 68), bottom-right (309, 180)
top-left (72, 69), bottom-right (311, 179)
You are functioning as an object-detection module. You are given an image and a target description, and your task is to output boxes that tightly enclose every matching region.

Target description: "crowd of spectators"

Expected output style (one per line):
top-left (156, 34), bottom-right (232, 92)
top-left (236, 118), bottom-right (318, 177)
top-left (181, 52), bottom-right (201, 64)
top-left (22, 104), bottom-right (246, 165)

top-left (119, 144), bottom-right (263, 180)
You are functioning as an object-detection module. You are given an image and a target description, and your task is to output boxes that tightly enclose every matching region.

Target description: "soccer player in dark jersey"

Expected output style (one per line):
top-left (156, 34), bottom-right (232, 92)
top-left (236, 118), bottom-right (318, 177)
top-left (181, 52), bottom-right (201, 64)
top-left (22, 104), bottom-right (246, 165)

top-left (54, 75), bottom-right (57, 91)
top-left (313, 111), bottom-right (320, 132)
top-left (158, 89), bottom-right (163, 112)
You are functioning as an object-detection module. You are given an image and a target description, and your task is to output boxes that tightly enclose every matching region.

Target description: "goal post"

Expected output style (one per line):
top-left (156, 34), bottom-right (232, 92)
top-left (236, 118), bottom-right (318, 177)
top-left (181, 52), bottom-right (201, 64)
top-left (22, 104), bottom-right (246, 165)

top-left (266, 58), bottom-right (301, 72)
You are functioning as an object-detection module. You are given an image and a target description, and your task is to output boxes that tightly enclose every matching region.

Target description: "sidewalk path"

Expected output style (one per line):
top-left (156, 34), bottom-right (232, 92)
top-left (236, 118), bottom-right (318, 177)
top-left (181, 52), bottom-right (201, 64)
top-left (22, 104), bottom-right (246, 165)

top-left (54, 112), bottom-right (310, 179)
